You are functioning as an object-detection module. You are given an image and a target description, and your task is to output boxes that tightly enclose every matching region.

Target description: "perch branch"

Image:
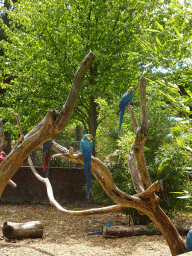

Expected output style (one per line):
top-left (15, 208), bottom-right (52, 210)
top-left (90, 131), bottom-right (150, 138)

top-left (140, 77), bottom-right (149, 129)
top-left (51, 143), bottom-right (160, 212)
top-left (127, 105), bottom-right (139, 133)
top-left (136, 181), bottom-right (161, 198)
top-left (28, 155), bottom-right (126, 215)
top-left (7, 179), bottom-right (17, 189)
top-left (127, 149), bottom-right (144, 193)
top-left (131, 77), bottom-right (152, 189)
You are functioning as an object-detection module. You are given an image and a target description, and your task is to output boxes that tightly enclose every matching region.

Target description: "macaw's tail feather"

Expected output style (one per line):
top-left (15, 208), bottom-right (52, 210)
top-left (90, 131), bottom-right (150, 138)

top-left (88, 221), bottom-right (112, 235)
top-left (116, 108), bottom-right (120, 115)
top-left (118, 107), bottom-right (125, 136)
top-left (84, 156), bottom-right (92, 199)
top-left (163, 195), bottom-right (170, 206)
top-left (43, 153), bottom-right (49, 171)
top-left (159, 180), bottom-right (169, 206)
top-left (42, 140), bottom-right (52, 177)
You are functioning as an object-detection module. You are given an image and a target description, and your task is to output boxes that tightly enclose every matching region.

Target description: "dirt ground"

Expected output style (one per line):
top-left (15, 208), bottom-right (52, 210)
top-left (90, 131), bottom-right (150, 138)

top-left (0, 203), bottom-right (190, 256)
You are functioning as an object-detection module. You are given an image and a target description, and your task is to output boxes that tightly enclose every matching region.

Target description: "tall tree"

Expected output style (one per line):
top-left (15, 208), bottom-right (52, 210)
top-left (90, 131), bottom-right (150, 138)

top-left (1, 0), bottom-right (190, 138)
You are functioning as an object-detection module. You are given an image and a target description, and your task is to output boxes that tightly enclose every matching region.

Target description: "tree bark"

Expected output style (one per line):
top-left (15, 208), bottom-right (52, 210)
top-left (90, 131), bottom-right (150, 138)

top-left (3, 221), bottom-right (43, 239)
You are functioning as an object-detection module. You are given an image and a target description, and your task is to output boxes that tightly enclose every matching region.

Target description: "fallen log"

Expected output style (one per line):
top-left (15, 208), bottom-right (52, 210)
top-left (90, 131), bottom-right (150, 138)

top-left (3, 221), bottom-right (43, 239)
top-left (103, 225), bottom-right (192, 238)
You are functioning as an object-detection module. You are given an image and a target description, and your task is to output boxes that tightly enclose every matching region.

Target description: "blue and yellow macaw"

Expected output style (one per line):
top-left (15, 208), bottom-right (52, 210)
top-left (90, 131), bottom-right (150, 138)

top-left (157, 158), bottom-right (173, 205)
top-left (117, 87), bottom-right (134, 136)
top-left (89, 221), bottom-right (112, 235)
top-left (42, 140), bottom-right (52, 177)
top-left (186, 230), bottom-right (192, 252)
top-left (80, 134), bottom-right (93, 199)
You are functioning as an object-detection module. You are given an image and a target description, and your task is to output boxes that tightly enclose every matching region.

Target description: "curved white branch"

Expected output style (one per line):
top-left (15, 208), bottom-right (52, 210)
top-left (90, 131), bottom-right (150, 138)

top-left (28, 155), bottom-right (126, 216)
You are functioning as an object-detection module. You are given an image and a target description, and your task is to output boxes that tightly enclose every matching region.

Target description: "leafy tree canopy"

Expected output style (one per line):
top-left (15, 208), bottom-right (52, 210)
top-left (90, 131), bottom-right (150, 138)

top-left (0, 0), bottom-right (191, 137)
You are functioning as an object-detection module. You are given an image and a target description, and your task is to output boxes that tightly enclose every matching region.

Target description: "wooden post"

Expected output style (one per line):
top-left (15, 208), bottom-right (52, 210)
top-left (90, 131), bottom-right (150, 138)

top-left (3, 221), bottom-right (43, 239)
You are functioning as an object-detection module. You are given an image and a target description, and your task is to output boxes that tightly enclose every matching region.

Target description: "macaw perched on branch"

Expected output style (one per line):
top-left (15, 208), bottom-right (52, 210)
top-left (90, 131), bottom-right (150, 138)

top-left (42, 140), bottom-right (52, 177)
top-left (157, 158), bottom-right (173, 205)
top-left (117, 87), bottom-right (134, 136)
top-left (80, 134), bottom-right (93, 199)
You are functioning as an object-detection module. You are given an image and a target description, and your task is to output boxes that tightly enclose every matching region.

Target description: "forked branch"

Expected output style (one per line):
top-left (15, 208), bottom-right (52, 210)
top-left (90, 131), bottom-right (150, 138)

top-left (128, 77), bottom-right (151, 190)
top-left (52, 143), bottom-right (161, 211)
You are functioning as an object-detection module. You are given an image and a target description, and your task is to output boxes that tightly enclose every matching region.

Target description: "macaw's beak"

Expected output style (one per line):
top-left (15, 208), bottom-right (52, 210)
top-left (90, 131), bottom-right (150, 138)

top-left (129, 87), bottom-right (134, 93)
top-left (87, 135), bottom-right (93, 141)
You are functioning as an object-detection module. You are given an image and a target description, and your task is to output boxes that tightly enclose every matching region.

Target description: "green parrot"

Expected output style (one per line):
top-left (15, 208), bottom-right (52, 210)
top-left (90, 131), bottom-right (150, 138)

top-left (157, 158), bottom-right (173, 205)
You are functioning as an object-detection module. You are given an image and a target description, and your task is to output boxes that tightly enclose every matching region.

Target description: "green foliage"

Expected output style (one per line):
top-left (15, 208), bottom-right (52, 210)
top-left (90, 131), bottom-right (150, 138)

top-left (148, 123), bottom-right (191, 214)
top-left (95, 78), bottom-right (191, 219)
top-left (1, 0), bottom-right (191, 137)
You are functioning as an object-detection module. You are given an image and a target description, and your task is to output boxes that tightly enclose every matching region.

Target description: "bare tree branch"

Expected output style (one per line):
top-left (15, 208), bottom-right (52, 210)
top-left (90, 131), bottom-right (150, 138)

top-left (51, 143), bottom-right (161, 210)
top-left (28, 155), bottom-right (126, 216)
top-left (131, 77), bottom-right (151, 189)
top-left (127, 149), bottom-right (144, 194)
top-left (127, 105), bottom-right (139, 133)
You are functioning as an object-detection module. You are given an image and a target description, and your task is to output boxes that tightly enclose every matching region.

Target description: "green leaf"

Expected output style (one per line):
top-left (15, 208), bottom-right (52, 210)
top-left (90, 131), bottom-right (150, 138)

top-left (155, 22), bottom-right (165, 32)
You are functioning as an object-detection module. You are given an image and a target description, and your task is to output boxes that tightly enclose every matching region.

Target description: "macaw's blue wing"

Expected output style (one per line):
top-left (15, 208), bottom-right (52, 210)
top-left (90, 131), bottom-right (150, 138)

top-left (42, 140), bottom-right (52, 177)
top-left (89, 221), bottom-right (112, 235)
top-left (118, 107), bottom-right (126, 136)
top-left (84, 154), bottom-right (92, 198)
top-left (80, 134), bottom-right (93, 199)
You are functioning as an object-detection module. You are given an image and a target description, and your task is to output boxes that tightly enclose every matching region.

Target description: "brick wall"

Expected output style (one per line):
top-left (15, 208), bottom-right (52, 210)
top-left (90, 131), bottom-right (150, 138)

top-left (1, 166), bottom-right (88, 203)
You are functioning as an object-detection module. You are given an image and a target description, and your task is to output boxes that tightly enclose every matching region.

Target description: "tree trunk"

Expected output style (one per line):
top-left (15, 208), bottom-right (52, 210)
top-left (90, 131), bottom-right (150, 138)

top-left (147, 203), bottom-right (187, 256)
top-left (3, 221), bottom-right (43, 239)
top-left (88, 95), bottom-right (98, 156)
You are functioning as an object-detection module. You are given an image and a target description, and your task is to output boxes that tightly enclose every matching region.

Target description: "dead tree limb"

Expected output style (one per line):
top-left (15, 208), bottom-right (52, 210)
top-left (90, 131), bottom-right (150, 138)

top-left (28, 154), bottom-right (126, 216)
